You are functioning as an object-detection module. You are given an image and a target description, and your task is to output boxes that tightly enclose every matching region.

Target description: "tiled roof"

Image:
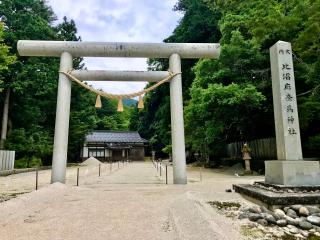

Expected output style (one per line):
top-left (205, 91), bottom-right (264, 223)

top-left (85, 131), bottom-right (148, 143)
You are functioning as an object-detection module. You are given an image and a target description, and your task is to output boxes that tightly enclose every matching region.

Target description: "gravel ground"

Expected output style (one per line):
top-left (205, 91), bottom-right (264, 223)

top-left (0, 162), bottom-right (263, 240)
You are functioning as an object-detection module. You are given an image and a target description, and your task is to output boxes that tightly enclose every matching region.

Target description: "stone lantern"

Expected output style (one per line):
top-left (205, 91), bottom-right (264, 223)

top-left (242, 143), bottom-right (252, 174)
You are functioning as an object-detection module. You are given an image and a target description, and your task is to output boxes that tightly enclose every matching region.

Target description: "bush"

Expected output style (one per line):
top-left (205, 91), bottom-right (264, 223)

top-left (305, 135), bottom-right (320, 157)
top-left (14, 157), bottom-right (42, 169)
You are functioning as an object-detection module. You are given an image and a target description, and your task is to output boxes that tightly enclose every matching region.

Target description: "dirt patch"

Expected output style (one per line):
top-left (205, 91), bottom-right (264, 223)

top-left (0, 191), bottom-right (30, 203)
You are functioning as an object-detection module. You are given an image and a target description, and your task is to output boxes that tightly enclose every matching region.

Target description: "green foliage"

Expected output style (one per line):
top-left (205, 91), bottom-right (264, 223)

top-left (307, 234), bottom-right (320, 240)
top-left (123, 99), bottom-right (137, 106)
top-left (14, 157), bottom-right (42, 168)
top-left (135, 0), bottom-right (221, 156)
top-left (187, 0), bottom-right (320, 158)
top-left (0, 1), bottom-right (63, 166)
top-left (136, 0), bottom-right (320, 159)
top-left (2, 0), bottom-right (320, 165)
top-left (162, 144), bottom-right (172, 155)
top-left (185, 83), bottom-right (265, 154)
top-left (95, 98), bottom-right (130, 130)
top-left (5, 128), bottom-right (51, 167)
top-left (0, 0), bottom-right (130, 165)
top-left (0, 23), bottom-right (16, 89)
top-left (305, 135), bottom-right (320, 157)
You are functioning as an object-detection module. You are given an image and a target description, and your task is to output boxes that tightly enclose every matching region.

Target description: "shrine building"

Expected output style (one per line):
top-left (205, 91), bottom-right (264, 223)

top-left (81, 130), bottom-right (148, 162)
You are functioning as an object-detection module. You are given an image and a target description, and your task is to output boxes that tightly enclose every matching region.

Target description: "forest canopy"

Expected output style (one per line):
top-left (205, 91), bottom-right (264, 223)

top-left (131, 0), bottom-right (320, 161)
top-left (0, 0), bottom-right (130, 167)
top-left (0, 0), bottom-right (319, 167)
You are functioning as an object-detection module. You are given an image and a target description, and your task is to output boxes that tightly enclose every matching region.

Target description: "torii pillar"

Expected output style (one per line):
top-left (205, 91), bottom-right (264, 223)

top-left (17, 41), bottom-right (220, 184)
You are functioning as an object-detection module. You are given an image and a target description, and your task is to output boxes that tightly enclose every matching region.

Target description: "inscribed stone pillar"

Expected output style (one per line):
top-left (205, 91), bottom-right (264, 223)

top-left (265, 41), bottom-right (320, 186)
top-left (270, 40), bottom-right (302, 160)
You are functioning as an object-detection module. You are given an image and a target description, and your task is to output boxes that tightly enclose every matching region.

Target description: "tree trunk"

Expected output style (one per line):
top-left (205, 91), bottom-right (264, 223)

top-left (0, 88), bottom-right (10, 149)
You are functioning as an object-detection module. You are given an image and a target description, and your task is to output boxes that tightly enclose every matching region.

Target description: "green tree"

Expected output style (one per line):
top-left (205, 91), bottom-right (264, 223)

top-left (185, 82), bottom-right (265, 159)
top-left (0, 22), bottom-right (16, 88)
top-left (0, 0), bottom-right (151, 167)
top-left (134, 0), bottom-right (320, 160)
top-left (201, 0), bottom-right (320, 156)
top-left (135, 0), bottom-right (221, 156)
top-left (0, 0), bottom-right (125, 165)
top-left (0, 0), bottom-right (59, 164)
top-left (0, 22), bottom-right (16, 148)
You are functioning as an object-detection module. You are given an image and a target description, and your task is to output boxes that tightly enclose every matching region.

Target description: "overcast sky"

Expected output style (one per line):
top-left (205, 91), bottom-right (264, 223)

top-left (48, 0), bottom-right (182, 94)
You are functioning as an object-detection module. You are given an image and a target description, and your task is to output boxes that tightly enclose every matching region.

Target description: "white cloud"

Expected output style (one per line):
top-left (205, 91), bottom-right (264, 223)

top-left (48, 0), bottom-right (182, 94)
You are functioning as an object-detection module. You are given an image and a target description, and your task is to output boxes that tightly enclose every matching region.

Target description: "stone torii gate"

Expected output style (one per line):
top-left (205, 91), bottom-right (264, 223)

top-left (17, 40), bottom-right (220, 185)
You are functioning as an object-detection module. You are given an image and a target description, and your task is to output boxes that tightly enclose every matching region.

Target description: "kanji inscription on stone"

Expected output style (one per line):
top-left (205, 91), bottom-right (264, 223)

top-left (270, 41), bottom-right (303, 160)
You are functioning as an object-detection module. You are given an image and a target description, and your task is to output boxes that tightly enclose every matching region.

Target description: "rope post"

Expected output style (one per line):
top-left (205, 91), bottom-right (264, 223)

top-left (77, 168), bottom-right (79, 186)
top-left (166, 165), bottom-right (168, 185)
top-left (160, 162), bottom-right (162, 176)
top-left (99, 164), bottom-right (101, 177)
top-left (35, 169), bottom-right (39, 190)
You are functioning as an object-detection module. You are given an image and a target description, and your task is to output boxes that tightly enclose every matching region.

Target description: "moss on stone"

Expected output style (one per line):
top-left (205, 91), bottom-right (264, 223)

top-left (240, 225), bottom-right (265, 238)
top-left (280, 234), bottom-right (296, 240)
top-left (207, 201), bottom-right (241, 210)
top-left (0, 192), bottom-right (29, 203)
top-left (308, 235), bottom-right (320, 240)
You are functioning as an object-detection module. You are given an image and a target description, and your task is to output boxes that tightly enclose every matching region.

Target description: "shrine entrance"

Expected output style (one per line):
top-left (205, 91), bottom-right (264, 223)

top-left (17, 40), bottom-right (220, 184)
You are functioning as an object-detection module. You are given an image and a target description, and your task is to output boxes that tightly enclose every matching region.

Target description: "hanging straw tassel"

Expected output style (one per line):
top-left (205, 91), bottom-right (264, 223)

top-left (95, 95), bottom-right (102, 108)
top-left (117, 98), bottom-right (123, 112)
top-left (138, 95), bottom-right (144, 109)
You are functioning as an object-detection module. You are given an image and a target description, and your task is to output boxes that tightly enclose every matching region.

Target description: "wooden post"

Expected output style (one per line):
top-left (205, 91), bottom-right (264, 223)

top-left (35, 169), bottom-right (39, 190)
top-left (166, 165), bottom-right (168, 185)
top-left (77, 168), bottom-right (79, 186)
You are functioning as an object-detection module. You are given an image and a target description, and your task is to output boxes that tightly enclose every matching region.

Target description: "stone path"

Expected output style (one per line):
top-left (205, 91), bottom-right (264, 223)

top-left (0, 162), bottom-right (263, 240)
